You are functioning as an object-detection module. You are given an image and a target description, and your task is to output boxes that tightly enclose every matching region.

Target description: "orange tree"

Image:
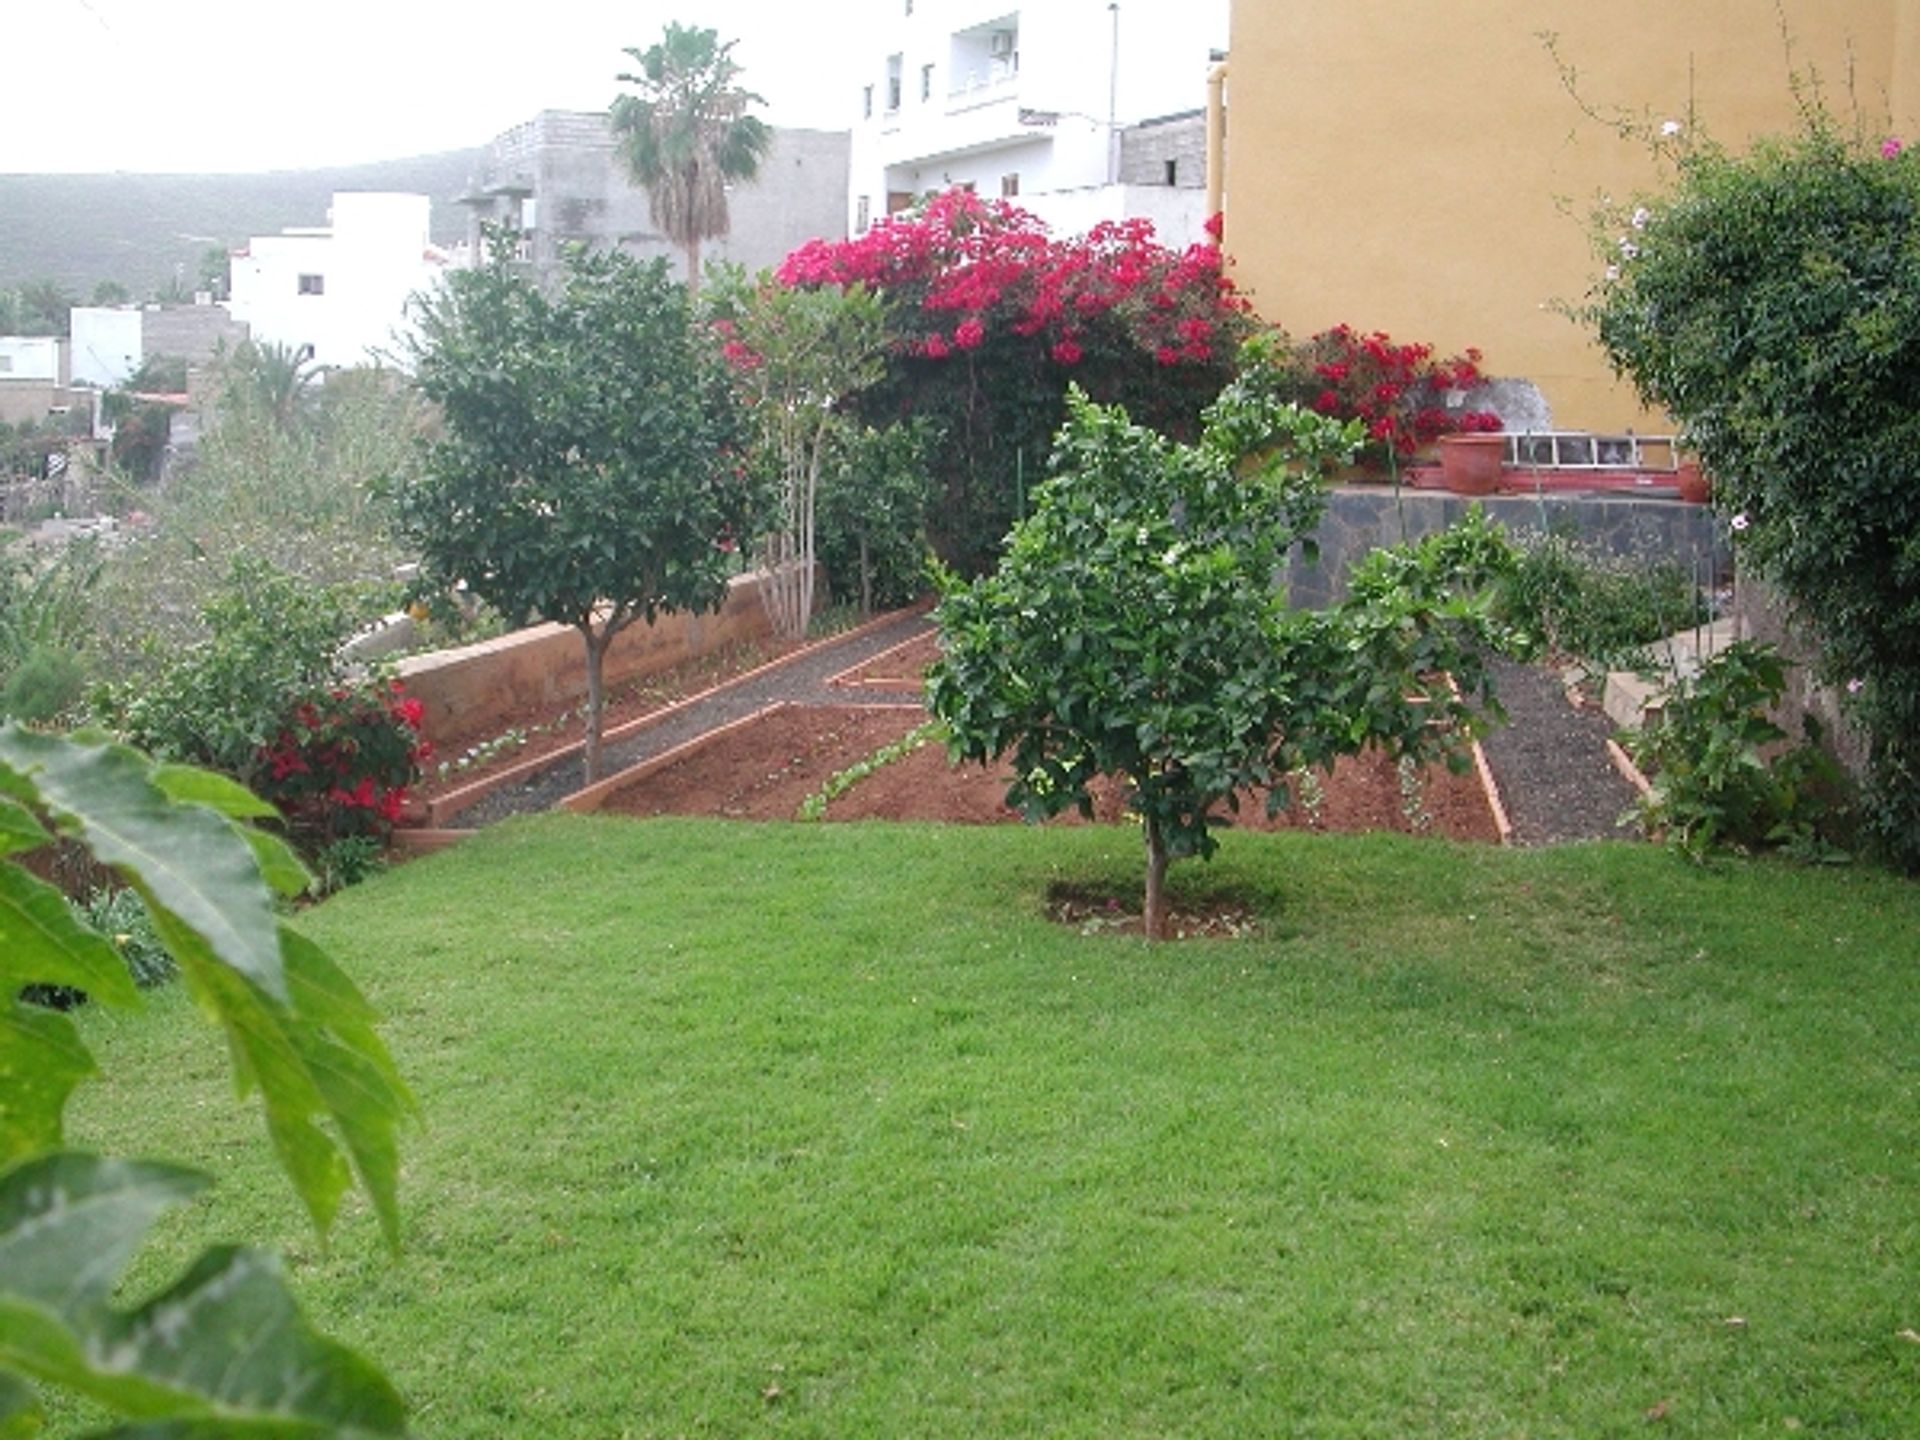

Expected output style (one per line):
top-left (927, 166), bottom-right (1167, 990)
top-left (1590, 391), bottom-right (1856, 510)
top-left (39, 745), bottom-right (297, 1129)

top-left (778, 189), bottom-right (1255, 573)
top-left (928, 350), bottom-right (1514, 939)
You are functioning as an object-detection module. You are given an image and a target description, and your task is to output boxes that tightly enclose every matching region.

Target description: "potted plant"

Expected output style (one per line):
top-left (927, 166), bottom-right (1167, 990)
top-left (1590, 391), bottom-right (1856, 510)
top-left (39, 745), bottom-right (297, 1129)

top-left (1439, 432), bottom-right (1507, 495)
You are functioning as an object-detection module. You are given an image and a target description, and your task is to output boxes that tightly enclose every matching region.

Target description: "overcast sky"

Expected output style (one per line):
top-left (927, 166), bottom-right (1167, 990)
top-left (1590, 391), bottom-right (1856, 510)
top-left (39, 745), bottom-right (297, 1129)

top-left (3, 1), bottom-right (860, 174)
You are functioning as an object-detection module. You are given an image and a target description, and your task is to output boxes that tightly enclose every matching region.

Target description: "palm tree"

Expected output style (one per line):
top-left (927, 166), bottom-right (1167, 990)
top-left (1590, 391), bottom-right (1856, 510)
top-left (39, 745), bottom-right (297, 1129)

top-left (611, 24), bottom-right (772, 295)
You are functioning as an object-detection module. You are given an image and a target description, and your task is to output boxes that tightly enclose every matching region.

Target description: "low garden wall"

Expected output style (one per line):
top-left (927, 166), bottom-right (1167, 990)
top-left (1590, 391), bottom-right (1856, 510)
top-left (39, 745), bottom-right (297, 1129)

top-left (396, 567), bottom-right (807, 746)
top-left (1285, 485), bottom-right (1729, 609)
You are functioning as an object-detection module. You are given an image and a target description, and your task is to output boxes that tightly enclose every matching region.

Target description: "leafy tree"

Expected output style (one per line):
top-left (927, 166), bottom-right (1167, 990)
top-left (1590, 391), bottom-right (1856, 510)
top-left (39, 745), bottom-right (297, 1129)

top-left (1586, 112), bottom-right (1920, 868)
top-left (215, 339), bottom-right (322, 431)
top-left (199, 243), bottom-right (233, 301)
top-left (12, 279), bottom-right (75, 337)
top-left (0, 539), bottom-right (100, 725)
top-left (611, 23), bottom-right (773, 295)
top-left (708, 274), bottom-right (889, 636)
top-left (930, 353), bottom-right (1509, 938)
top-left (0, 726), bottom-right (412, 1433)
top-left (816, 420), bottom-right (936, 615)
top-left (89, 279), bottom-right (130, 307)
top-left (403, 237), bottom-right (753, 781)
top-left (780, 190), bottom-right (1255, 572)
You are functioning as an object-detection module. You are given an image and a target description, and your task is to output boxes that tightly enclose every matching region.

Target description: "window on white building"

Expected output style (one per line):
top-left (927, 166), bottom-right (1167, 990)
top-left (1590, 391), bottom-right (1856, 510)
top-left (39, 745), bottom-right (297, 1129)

top-left (856, 196), bottom-right (871, 233)
top-left (297, 274), bottom-right (325, 296)
top-left (863, 84), bottom-right (873, 119)
top-left (886, 54), bottom-right (903, 112)
top-left (921, 63), bottom-right (934, 102)
top-left (1000, 173), bottom-right (1020, 198)
top-left (1165, 159), bottom-right (1178, 186)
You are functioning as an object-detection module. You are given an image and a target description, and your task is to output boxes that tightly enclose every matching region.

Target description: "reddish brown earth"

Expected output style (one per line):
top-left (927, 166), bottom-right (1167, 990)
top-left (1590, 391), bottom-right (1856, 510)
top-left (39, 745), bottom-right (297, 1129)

top-left (414, 635), bottom-right (800, 805)
top-left (590, 702), bottom-right (1500, 842)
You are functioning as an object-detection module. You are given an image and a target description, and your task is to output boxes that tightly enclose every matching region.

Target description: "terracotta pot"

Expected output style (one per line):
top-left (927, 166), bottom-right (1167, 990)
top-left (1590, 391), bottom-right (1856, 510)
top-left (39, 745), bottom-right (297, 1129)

top-left (1674, 460), bottom-right (1710, 504)
top-left (1438, 434), bottom-right (1507, 496)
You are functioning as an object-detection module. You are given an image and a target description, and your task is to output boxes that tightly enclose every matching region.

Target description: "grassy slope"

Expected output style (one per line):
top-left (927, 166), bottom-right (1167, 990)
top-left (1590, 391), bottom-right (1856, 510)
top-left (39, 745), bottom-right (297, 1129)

top-left (0, 151), bottom-right (481, 297)
top-left (68, 819), bottom-right (1920, 1438)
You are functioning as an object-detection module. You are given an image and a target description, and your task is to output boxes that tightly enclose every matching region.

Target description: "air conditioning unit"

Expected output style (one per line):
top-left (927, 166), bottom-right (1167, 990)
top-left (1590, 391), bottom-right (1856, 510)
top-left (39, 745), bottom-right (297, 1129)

top-left (989, 30), bottom-right (1015, 58)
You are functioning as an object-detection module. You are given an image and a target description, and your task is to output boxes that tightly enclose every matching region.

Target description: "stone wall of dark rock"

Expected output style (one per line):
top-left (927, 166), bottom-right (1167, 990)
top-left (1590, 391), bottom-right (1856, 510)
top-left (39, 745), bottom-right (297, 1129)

top-left (1286, 485), bottom-right (1729, 610)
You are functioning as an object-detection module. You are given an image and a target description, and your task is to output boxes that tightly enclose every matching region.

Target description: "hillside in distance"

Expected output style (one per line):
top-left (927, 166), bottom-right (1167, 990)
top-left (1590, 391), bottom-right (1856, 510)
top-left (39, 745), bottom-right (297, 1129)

top-left (0, 148), bottom-right (484, 297)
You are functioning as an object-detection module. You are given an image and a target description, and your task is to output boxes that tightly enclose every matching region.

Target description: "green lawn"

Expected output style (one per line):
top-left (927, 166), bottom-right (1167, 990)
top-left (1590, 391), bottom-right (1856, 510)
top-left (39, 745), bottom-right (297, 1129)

top-left (68, 818), bottom-right (1920, 1437)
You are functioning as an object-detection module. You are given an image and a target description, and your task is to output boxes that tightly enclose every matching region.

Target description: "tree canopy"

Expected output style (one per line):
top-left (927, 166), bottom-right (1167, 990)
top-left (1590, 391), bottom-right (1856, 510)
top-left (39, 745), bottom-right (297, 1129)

top-left (402, 238), bottom-right (754, 780)
top-left (1588, 113), bottom-right (1920, 867)
top-left (930, 348), bottom-right (1511, 937)
top-left (612, 23), bottom-right (773, 293)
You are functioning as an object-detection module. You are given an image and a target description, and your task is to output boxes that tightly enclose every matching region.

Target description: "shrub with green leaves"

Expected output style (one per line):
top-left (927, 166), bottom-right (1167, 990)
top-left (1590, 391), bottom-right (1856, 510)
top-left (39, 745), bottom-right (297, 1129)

top-left (1498, 528), bottom-right (1708, 670)
top-left (1587, 111), bottom-right (1920, 867)
top-left (103, 556), bottom-right (427, 861)
top-left (816, 420), bottom-right (936, 613)
top-left (108, 555), bottom-right (354, 784)
top-left (1622, 640), bottom-right (1851, 862)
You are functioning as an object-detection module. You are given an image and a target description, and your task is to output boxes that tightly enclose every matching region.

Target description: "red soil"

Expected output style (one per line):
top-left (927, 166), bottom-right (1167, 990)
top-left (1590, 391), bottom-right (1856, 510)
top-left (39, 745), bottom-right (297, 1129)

top-left (589, 702), bottom-right (1500, 842)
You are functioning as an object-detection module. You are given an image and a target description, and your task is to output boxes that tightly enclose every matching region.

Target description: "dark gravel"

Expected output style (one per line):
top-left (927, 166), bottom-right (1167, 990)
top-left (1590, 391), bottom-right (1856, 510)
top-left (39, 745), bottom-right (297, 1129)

top-left (450, 615), bottom-right (1640, 846)
top-left (1477, 656), bottom-right (1642, 845)
top-left (450, 609), bottom-right (934, 827)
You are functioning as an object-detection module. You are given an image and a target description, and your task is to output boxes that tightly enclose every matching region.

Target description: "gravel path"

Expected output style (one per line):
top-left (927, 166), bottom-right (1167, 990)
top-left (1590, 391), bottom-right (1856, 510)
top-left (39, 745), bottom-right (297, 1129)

top-left (1477, 657), bottom-right (1642, 845)
top-left (449, 613), bottom-right (1640, 845)
top-left (451, 609), bottom-right (934, 827)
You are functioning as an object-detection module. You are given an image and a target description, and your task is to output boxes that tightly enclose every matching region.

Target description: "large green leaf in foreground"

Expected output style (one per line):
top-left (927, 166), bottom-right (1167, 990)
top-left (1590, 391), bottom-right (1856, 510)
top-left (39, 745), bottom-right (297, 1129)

top-left (0, 1154), bottom-right (405, 1435)
top-left (0, 725), bottom-right (412, 1436)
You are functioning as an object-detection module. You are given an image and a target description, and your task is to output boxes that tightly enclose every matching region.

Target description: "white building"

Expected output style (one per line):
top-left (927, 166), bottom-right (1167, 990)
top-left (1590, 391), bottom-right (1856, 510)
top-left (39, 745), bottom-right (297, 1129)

top-left (848, 0), bottom-right (1228, 244)
top-left (227, 192), bottom-right (449, 370)
top-left (69, 302), bottom-right (249, 390)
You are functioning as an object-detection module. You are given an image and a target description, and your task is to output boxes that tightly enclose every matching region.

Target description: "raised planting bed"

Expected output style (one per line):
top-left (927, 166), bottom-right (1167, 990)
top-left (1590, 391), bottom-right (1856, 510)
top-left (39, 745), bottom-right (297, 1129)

top-left (568, 701), bottom-right (1504, 841)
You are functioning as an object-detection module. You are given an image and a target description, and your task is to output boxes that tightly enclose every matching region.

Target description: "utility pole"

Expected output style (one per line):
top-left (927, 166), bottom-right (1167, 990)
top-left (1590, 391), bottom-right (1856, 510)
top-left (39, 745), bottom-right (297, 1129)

top-left (1107, 3), bottom-right (1121, 186)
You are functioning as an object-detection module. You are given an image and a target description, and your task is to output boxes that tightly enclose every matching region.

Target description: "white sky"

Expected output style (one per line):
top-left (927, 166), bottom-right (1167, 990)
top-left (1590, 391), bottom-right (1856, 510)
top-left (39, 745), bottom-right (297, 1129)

top-left (1, 1), bottom-right (861, 174)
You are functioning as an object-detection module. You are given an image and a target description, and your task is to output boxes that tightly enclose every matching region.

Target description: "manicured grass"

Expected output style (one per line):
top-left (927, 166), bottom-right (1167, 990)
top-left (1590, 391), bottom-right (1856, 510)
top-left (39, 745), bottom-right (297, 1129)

top-left (68, 819), bottom-right (1920, 1437)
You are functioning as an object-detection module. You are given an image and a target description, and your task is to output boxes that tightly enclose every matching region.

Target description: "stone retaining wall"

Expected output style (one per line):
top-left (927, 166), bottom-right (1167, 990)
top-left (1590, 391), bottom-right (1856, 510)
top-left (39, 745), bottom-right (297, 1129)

top-left (1286, 485), bottom-right (1729, 609)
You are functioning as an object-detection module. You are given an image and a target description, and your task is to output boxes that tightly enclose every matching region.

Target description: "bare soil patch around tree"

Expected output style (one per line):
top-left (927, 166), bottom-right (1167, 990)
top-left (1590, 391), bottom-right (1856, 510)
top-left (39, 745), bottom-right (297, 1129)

top-left (582, 700), bottom-right (1501, 841)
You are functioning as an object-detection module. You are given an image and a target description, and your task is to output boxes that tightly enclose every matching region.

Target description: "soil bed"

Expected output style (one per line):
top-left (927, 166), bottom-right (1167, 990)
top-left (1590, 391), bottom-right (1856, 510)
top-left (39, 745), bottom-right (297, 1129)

top-left (588, 702), bottom-right (1500, 841)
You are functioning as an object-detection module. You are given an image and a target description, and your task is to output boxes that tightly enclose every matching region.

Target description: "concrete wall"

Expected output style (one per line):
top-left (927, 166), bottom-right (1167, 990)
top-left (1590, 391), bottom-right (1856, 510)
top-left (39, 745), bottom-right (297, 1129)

top-left (462, 114), bottom-right (850, 284)
top-left (1119, 111), bottom-right (1208, 189)
top-left (0, 382), bottom-right (69, 426)
top-left (1222, 0), bottom-right (1920, 431)
top-left (395, 568), bottom-right (803, 747)
top-left (141, 303), bottom-right (248, 368)
top-left (1285, 485), bottom-right (1727, 610)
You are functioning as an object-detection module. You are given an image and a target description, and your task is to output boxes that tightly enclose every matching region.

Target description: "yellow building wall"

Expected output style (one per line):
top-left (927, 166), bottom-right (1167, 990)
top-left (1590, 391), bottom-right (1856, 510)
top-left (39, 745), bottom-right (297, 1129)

top-left (1222, 0), bottom-right (1920, 430)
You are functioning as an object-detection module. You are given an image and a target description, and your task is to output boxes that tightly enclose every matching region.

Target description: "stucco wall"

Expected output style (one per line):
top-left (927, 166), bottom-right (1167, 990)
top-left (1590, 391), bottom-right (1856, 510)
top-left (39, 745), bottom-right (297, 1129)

top-left (1222, 0), bottom-right (1920, 431)
top-left (395, 568), bottom-right (807, 748)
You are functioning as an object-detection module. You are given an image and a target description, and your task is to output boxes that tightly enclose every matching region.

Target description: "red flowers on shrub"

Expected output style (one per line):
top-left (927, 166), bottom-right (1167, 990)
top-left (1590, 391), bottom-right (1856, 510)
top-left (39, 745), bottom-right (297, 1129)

top-left (256, 679), bottom-right (431, 844)
top-left (1298, 324), bottom-right (1502, 458)
top-left (777, 188), bottom-right (1248, 375)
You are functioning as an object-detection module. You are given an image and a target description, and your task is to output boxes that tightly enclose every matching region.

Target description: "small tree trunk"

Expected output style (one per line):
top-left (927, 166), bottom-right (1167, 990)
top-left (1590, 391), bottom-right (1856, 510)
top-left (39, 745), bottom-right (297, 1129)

top-left (1143, 818), bottom-right (1171, 942)
top-left (858, 533), bottom-right (873, 617)
top-left (581, 622), bottom-right (611, 784)
top-left (685, 235), bottom-right (703, 297)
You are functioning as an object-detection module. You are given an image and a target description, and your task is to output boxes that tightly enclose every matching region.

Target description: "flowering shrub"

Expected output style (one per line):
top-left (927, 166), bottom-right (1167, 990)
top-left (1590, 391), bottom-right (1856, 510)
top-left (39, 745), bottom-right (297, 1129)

top-left (1294, 324), bottom-right (1502, 461)
top-left (257, 680), bottom-right (431, 845)
top-left (777, 189), bottom-right (1254, 570)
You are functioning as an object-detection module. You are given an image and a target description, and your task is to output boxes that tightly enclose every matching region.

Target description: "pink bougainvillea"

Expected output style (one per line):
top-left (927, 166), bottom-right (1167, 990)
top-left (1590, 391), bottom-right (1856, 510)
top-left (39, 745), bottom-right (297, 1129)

top-left (777, 188), bottom-right (1248, 375)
